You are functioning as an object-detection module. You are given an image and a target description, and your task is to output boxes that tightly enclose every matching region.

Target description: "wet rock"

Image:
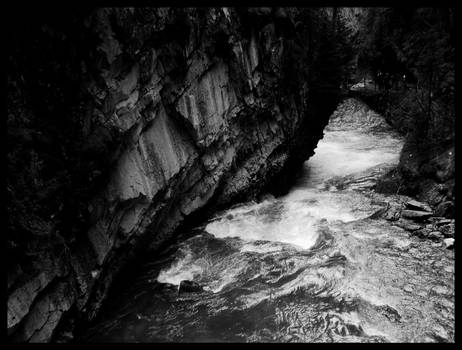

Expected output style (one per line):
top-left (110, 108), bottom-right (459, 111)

top-left (405, 199), bottom-right (432, 213)
top-left (435, 219), bottom-right (452, 226)
top-left (429, 216), bottom-right (446, 223)
top-left (369, 206), bottom-right (389, 219)
top-left (401, 210), bottom-right (432, 221)
top-left (435, 201), bottom-right (455, 218)
top-left (443, 238), bottom-right (454, 250)
top-left (383, 206), bottom-right (401, 221)
top-left (375, 169), bottom-right (402, 194)
top-left (428, 231), bottom-right (443, 240)
top-left (438, 223), bottom-right (455, 238)
top-left (7, 271), bottom-right (56, 331)
top-left (179, 280), bottom-right (203, 293)
top-left (395, 219), bottom-right (421, 232)
top-left (11, 280), bottom-right (74, 342)
top-left (258, 193), bottom-right (275, 202)
top-left (413, 228), bottom-right (431, 238)
top-left (376, 305), bottom-right (402, 323)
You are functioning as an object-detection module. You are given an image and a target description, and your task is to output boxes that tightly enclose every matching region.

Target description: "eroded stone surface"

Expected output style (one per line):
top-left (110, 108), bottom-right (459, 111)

top-left (7, 8), bottom-right (341, 342)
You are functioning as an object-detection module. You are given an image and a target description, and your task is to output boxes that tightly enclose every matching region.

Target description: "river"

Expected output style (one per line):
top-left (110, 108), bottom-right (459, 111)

top-left (82, 98), bottom-right (454, 343)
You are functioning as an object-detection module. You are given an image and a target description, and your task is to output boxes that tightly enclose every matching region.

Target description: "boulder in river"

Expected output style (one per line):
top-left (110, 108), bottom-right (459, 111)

top-left (443, 238), bottom-right (455, 250)
top-left (439, 223), bottom-right (455, 238)
top-left (435, 201), bottom-right (455, 218)
top-left (414, 228), bottom-right (431, 238)
top-left (428, 231), bottom-right (443, 240)
top-left (179, 280), bottom-right (203, 294)
top-left (395, 219), bottom-right (421, 232)
top-left (405, 199), bottom-right (432, 213)
top-left (383, 205), bottom-right (401, 221)
top-left (434, 219), bottom-right (453, 226)
top-left (401, 210), bottom-right (432, 221)
top-left (258, 193), bottom-right (276, 202)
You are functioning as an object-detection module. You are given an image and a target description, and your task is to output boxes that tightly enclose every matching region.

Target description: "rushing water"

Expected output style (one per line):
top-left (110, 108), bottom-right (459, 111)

top-left (83, 99), bottom-right (454, 343)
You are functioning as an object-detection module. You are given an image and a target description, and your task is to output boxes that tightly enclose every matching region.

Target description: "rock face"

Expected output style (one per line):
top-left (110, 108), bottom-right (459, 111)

top-left (358, 91), bottom-right (455, 218)
top-left (7, 8), bottom-right (342, 342)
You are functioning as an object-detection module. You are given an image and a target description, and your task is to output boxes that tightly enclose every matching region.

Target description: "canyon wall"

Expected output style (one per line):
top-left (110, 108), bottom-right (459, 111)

top-left (7, 7), bottom-right (342, 341)
top-left (350, 8), bottom-right (455, 218)
top-left (354, 89), bottom-right (455, 218)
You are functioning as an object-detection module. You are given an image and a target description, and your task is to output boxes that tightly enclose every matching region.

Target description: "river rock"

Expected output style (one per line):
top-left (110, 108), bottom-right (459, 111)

top-left (435, 219), bottom-right (453, 226)
top-left (429, 216), bottom-right (446, 223)
top-left (179, 280), bottom-right (203, 293)
top-left (369, 206), bottom-right (389, 219)
top-left (443, 238), bottom-right (454, 249)
top-left (413, 228), bottom-right (431, 238)
top-left (401, 210), bottom-right (432, 221)
top-left (383, 206), bottom-right (401, 221)
top-left (435, 201), bottom-right (455, 218)
top-left (405, 199), bottom-right (432, 213)
top-left (428, 231), bottom-right (443, 240)
top-left (438, 223), bottom-right (454, 238)
top-left (258, 193), bottom-right (276, 202)
top-left (396, 219), bottom-right (421, 232)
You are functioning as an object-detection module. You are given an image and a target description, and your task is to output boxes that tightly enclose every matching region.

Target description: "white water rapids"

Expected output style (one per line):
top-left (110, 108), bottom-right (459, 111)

top-left (85, 99), bottom-right (454, 343)
top-left (158, 99), bottom-right (404, 285)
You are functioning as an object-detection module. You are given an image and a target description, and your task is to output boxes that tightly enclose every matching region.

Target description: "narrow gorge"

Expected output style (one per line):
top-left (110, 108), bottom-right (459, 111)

top-left (7, 7), bottom-right (455, 343)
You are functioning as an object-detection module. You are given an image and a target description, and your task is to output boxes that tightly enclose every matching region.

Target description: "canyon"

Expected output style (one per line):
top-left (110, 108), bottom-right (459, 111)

top-left (7, 7), bottom-right (454, 343)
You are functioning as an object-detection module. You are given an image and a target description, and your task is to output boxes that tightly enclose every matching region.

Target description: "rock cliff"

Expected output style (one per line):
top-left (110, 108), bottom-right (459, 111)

top-left (352, 89), bottom-right (455, 218)
top-left (7, 7), bottom-right (342, 341)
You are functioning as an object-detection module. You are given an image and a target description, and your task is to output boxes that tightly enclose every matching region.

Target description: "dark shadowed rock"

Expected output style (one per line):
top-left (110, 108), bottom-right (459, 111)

top-left (383, 205), bottom-right (402, 221)
top-left (179, 280), bottom-right (203, 293)
top-left (395, 219), bottom-right (421, 232)
top-left (7, 7), bottom-right (344, 341)
top-left (258, 193), bottom-right (276, 203)
top-left (439, 223), bottom-right (455, 238)
top-left (435, 201), bottom-right (455, 218)
top-left (428, 231), bottom-right (443, 240)
top-left (413, 228), bottom-right (432, 239)
top-left (401, 210), bottom-right (432, 221)
top-left (405, 199), bottom-right (432, 213)
top-left (435, 219), bottom-right (453, 226)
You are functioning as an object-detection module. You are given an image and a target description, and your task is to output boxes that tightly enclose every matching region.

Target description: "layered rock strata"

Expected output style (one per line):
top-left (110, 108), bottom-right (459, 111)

top-left (7, 7), bottom-right (341, 341)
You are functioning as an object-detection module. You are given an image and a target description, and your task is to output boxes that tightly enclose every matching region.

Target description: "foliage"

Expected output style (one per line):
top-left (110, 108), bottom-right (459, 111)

top-left (356, 8), bottom-right (454, 144)
top-left (357, 8), bottom-right (454, 101)
top-left (357, 8), bottom-right (455, 215)
top-left (288, 8), bottom-right (355, 92)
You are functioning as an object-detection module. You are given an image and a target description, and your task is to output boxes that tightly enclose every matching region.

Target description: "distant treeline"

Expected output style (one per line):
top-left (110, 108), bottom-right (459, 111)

top-left (356, 8), bottom-right (454, 117)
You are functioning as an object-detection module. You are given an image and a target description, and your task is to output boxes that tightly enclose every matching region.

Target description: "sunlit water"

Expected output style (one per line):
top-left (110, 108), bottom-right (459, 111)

top-left (83, 99), bottom-right (454, 343)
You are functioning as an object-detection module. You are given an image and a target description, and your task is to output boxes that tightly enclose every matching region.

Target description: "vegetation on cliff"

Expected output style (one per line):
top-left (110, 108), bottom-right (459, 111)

top-left (354, 8), bottom-right (455, 217)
